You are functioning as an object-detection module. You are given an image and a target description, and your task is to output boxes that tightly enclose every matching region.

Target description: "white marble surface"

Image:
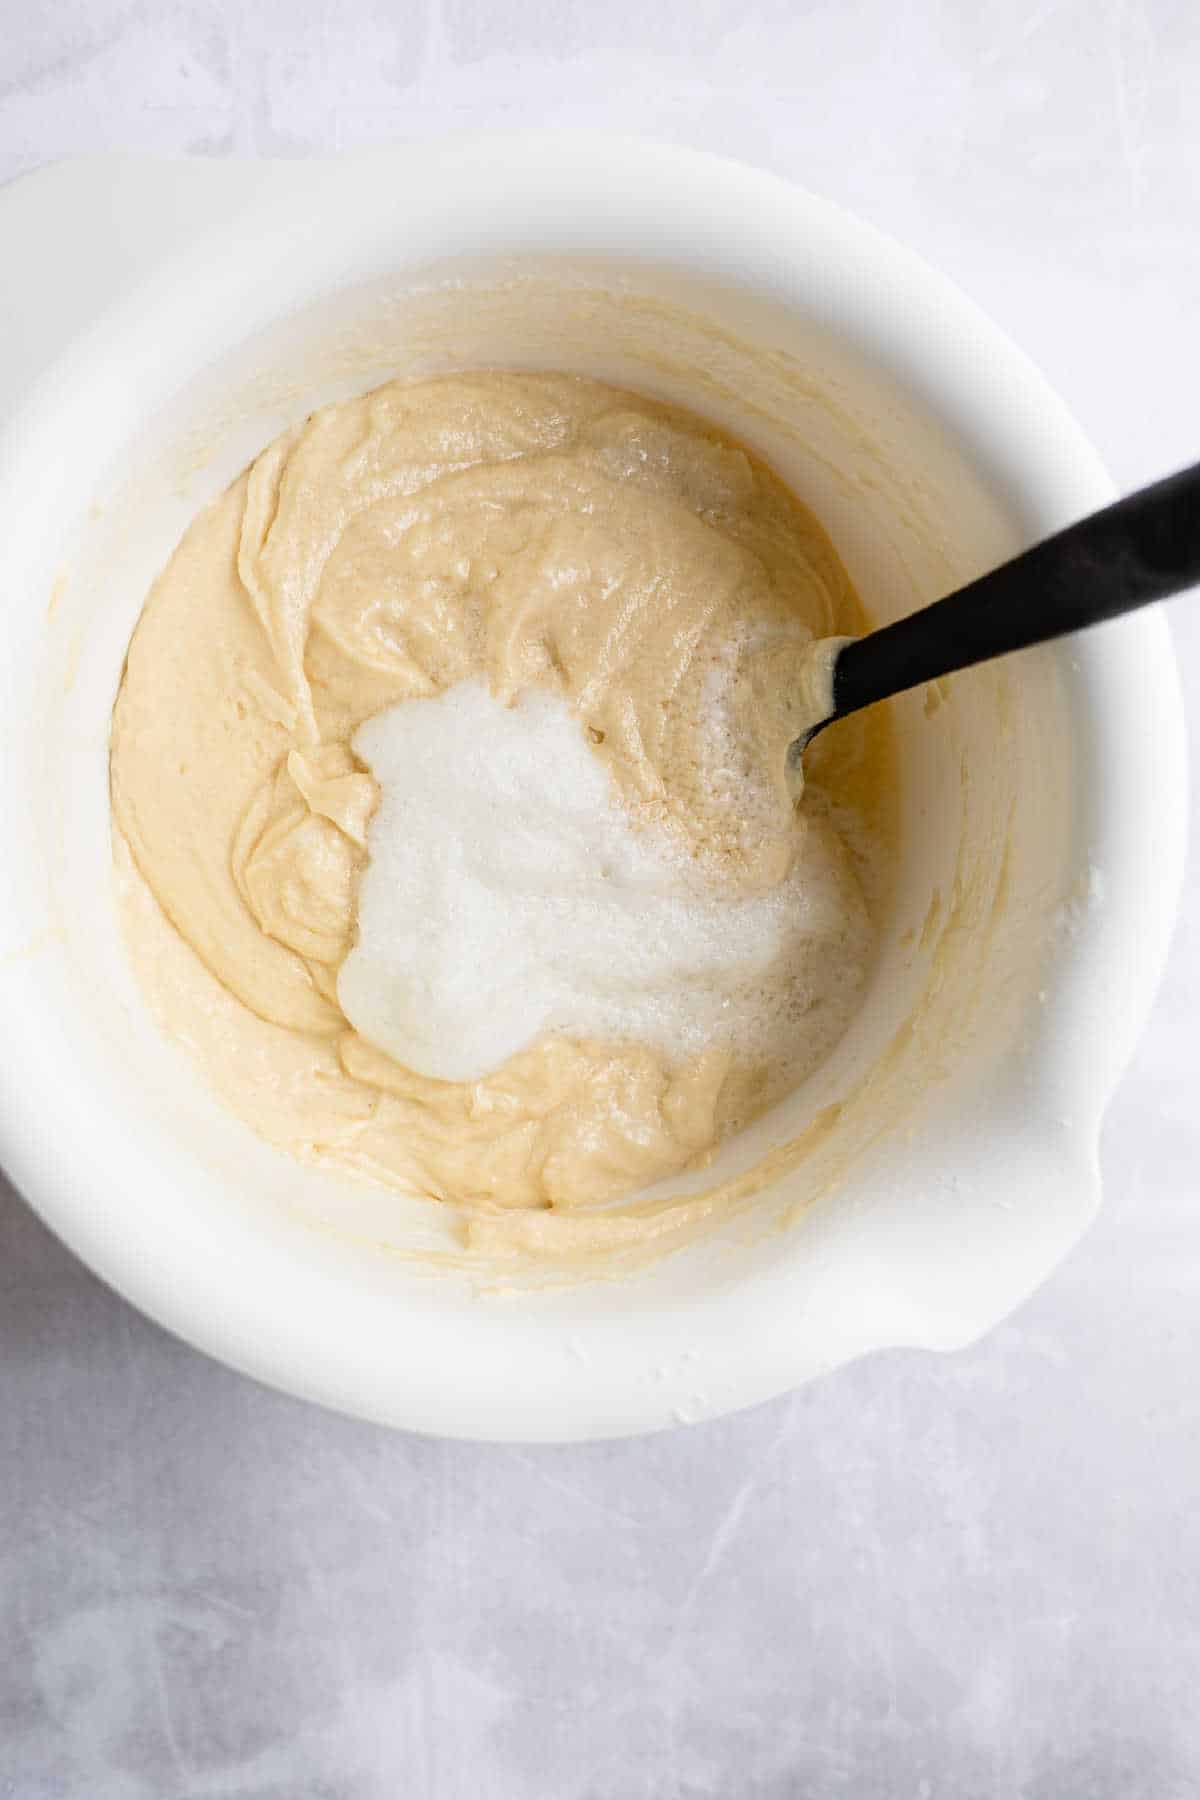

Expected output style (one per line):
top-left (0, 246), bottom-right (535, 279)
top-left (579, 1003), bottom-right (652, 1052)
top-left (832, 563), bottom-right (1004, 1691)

top-left (2, 3), bottom-right (1199, 1794)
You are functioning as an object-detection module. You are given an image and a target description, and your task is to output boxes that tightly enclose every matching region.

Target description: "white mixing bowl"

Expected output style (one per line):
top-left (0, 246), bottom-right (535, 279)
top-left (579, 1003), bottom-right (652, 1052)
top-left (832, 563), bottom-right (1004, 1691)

top-left (0, 137), bottom-right (1185, 1441)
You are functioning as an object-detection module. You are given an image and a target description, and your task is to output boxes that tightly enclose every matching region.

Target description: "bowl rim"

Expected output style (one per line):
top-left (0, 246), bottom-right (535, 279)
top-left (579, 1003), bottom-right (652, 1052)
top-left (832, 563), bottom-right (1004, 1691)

top-left (0, 135), bottom-right (1187, 1441)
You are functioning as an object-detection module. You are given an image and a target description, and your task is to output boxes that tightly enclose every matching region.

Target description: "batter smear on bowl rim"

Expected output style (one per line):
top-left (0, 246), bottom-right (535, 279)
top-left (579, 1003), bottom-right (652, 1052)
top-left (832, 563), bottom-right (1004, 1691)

top-left (110, 371), bottom-right (893, 1228)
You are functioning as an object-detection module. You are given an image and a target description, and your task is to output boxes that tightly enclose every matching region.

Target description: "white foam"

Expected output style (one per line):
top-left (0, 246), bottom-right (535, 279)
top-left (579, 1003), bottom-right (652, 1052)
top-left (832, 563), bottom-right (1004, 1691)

top-left (339, 680), bottom-right (867, 1084)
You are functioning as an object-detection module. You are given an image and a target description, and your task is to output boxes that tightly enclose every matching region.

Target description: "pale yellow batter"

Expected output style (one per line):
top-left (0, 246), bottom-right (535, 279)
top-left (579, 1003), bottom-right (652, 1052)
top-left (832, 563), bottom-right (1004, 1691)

top-left (111, 372), bottom-right (889, 1218)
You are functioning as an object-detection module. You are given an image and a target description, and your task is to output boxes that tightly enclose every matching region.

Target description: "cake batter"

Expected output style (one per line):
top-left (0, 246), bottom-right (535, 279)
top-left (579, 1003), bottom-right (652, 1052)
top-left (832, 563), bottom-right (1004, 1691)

top-left (111, 372), bottom-right (887, 1215)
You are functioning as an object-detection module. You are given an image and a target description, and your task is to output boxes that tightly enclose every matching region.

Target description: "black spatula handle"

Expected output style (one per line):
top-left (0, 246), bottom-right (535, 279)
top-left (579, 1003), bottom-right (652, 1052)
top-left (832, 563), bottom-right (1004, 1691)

top-left (830, 460), bottom-right (1200, 723)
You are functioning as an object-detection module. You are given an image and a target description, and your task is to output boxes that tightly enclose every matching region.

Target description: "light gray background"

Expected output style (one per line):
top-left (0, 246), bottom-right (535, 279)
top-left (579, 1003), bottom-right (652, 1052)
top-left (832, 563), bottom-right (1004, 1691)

top-left (2, 3), bottom-right (1198, 1796)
